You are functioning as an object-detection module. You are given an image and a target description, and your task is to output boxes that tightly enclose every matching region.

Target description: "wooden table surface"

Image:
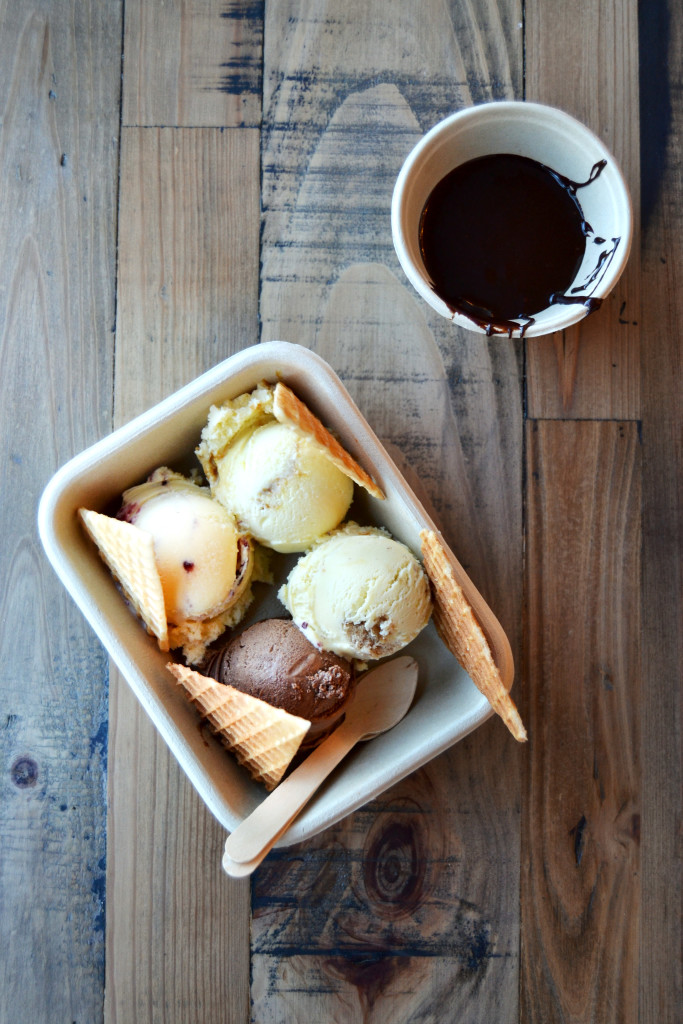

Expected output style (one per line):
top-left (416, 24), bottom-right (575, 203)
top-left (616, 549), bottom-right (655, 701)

top-left (1, 1), bottom-right (680, 1021)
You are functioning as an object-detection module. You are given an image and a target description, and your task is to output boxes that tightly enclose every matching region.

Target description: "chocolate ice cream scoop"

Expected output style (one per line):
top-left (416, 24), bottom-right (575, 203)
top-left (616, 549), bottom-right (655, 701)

top-left (203, 618), bottom-right (356, 747)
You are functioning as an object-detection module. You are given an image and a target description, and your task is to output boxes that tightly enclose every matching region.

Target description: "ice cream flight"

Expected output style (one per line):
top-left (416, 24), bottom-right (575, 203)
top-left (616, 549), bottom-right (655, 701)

top-left (76, 368), bottom-right (524, 796)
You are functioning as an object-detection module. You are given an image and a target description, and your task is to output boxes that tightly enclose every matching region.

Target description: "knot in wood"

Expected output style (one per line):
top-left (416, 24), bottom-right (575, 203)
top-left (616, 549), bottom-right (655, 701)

top-left (364, 820), bottom-right (425, 917)
top-left (11, 756), bottom-right (39, 788)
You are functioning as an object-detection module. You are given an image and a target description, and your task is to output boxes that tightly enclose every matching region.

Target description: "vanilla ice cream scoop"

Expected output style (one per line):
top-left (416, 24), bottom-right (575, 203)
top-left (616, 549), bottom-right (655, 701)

top-left (196, 385), bottom-right (355, 553)
top-left (210, 421), bottom-right (353, 553)
top-left (118, 468), bottom-right (244, 624)
top-left (279, 523), bottom-right (432, 660)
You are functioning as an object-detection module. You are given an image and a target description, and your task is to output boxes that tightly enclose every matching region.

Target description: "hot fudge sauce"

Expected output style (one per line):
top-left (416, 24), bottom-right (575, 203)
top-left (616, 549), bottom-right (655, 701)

top-left (418, 153), bottom-right (608, 335)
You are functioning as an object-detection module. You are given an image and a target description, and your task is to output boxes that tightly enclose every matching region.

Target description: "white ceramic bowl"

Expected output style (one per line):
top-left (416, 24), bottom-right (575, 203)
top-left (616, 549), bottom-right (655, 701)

top-left (391, 101), bottom-right (632, 337)
top-left (38, 342), bottom-right (513, 845)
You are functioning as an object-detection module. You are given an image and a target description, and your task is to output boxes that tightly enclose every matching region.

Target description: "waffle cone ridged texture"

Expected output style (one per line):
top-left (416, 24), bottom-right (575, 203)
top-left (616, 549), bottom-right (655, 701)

top-left (273, 382), bottom-right (385, 499)
top-left (420, 529), bottom-right (527, 742)
top-left (168, 664), bottom-right (311, 790)
top-left (79, 508), bottom-right (169, 650)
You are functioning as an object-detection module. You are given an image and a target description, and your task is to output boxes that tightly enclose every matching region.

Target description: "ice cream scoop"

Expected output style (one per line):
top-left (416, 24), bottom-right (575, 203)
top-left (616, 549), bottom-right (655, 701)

top-left (203, 618), bottom-right (356, 747)
top-left (118, 467), bottom-right (245, 623)
top-left (211, 420), bottom-right (353, 553)
top-left (196, 383), bottom-right (360, 553)
top-left (279, 523), bottom-right (432, 661)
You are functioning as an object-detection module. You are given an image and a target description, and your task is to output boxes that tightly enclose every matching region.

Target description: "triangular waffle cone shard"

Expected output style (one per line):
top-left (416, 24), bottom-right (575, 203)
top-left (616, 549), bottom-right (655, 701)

top-left (79, 508), bottom-right (169, 650)
top-left (273, 381), bottom-right (385, 500)
top-left (420, 529), bottom-right (527, 742)
top-left (168, 664), bottom-right (311, 790)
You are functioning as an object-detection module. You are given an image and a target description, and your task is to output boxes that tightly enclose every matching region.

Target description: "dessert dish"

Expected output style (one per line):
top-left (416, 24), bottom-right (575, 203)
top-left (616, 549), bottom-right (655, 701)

top-left (392, 103), bottom-right (632, 338)
top-left (203, 618), bottom-right (356, 749)
top-left (79, 386), bottom-right (522, 791)
top-left (80, 468), bottom-right (258, 664)
top-left (78, 382), bottom-right (398, 789)
top-left (39, 341), bottom-right (523, 840)
top-left (279, 522), bottom-right (433, 662)
top-left (197, 381), bottom-right (383, 552)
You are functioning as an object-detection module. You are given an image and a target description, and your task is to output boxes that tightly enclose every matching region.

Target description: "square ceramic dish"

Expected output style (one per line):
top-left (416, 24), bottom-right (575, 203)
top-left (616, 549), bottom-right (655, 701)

top-left (38, 341), bottom-right (513, 845)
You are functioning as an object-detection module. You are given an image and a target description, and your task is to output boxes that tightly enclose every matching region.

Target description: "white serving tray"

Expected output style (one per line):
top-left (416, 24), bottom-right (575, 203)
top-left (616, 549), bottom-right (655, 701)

top-left (38, 341), bottom-right (513, 845)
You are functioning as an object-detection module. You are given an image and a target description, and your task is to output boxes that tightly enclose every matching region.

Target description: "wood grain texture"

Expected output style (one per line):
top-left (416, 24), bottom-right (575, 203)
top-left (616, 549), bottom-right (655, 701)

top-left (525, 0), bottom-right (641, 419)
top-left (104, 672), bottom-right (251, 1024)
top-left (252, 757), bottom-right (521, 1024)
top-left (522, 420), bottom-right (641, 1022)
top-left (255, 3), bottom-right (525, 1021)
top-left (260, 0), bottom-right (522, 351)
top-left (0, 2), bottom-right (121, 1021)
top-left (638, 1), bottom-right (683, 1017)
top-left (115, 126), bottom-right (260, 415)
top-left (123, 0), bottom-right (263, 128)
top-left (106, 126), bottom-right (260, 1023)
top-left (4, 1), bottom-right (676, 1021)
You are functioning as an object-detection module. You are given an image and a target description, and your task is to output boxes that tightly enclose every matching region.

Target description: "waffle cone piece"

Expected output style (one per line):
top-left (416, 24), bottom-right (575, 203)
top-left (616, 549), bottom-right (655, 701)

top-left (168, 663), bottom-right (311, 790)
top-left (420, 529), bottom-right (527, 742)
top-left (79, 508), bottom-right (169, 651)
top-left (273, 381), bottom-right (385, 500)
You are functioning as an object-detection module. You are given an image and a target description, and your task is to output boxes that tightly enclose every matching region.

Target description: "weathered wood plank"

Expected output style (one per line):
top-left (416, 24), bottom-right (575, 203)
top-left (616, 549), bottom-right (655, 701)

top-left (525, 0), bottom-right (641, 419)
top-left (105, 681), bottom-right (251, 1024)
top-left (123, 0), bottom-right (263, 128)
top-left (260, 0), bottom-right (522, 353)
top-left (522, 420), bottom-right (641, 1022)
top-left (0, 2), bottom-right (121, 1021)
top-left (114, 126), bottom-right (261, 411)
top-left (253, 733), bottom-right (524, 1024)
top-left (105, 126), bottom-right (260, 1024)
top-left (255, 3), bottom-right (525, 1021)
top-left (638, 1), bottom-right (683, 1017)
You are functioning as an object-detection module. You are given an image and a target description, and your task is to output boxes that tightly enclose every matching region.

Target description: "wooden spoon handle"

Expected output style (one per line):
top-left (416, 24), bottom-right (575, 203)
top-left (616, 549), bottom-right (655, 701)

top-left (222, 816), bottom-right (299, 877)
top-left (223, 720), bottom-right (358, 866)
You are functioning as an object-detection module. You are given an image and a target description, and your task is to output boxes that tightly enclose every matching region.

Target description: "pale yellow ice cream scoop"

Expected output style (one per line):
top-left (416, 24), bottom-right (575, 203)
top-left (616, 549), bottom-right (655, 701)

top-left (196, 385), bottom-right (355, 553)
top-left (211, 420), bottom-right (353, 553)
top-left (279, 523), bottom-right (432, 661)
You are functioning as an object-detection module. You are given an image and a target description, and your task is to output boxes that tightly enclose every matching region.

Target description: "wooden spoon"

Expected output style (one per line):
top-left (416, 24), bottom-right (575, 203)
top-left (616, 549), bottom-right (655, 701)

top-left (222, 655), bottom-right (418, 876)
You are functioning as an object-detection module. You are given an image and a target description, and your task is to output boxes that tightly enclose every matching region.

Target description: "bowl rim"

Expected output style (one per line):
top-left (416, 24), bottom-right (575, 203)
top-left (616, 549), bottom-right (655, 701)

top-left (391, 100), bottom-right (633, 337)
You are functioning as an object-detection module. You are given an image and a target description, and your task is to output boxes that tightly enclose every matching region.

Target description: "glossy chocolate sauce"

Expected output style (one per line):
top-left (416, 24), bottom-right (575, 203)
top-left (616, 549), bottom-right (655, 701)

top-left (419, 153), bottom-right (614, 336)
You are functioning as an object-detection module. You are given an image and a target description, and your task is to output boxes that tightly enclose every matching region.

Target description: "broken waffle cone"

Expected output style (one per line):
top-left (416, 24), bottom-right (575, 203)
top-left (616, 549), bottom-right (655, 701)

top-left (168, 663), bottom-right (311, 790)
top-left (79, 508), bottom-right (169, 651)
top-left (273, 381), bottom-right (385, 500)
top-left (420, 529), bottom-right (527, 742)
